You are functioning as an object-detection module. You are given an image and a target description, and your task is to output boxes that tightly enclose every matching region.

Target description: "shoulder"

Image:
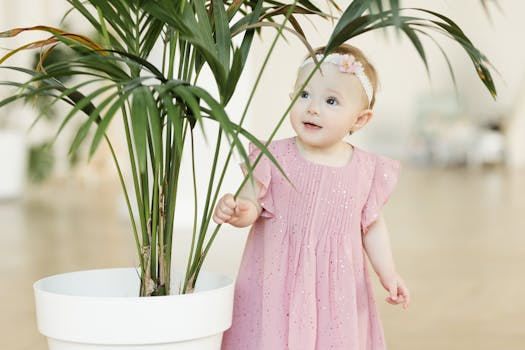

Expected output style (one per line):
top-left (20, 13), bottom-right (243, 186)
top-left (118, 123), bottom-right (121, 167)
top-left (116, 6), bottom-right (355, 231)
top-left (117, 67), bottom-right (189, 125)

top-left (352, 146), bottom-right (401, 175)
top-left (250, 137), bottom-right (293, 155)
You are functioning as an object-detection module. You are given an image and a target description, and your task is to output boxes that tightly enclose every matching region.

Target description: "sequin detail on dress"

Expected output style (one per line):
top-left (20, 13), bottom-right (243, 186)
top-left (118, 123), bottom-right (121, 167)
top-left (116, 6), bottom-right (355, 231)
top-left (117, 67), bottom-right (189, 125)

top-left (221, 137), bottom-right (400, 350)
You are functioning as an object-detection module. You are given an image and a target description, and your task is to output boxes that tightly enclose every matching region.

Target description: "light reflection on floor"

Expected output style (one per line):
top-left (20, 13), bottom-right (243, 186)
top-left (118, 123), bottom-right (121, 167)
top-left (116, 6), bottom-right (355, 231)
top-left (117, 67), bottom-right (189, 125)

top-left (1, 166), bottom-right (524, 350)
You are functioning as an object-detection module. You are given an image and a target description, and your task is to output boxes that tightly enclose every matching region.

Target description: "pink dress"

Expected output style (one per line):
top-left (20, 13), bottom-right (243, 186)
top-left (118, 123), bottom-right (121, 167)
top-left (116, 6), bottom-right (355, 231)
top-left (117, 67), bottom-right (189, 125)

top-left (221, 137), bottom-right (400, 350)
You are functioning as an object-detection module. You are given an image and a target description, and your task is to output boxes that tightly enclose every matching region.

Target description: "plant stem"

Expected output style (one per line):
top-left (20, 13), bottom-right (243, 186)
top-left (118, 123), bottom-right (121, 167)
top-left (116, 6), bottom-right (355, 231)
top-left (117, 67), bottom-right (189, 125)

top-left (183, 129), bottom-right (199, 293)
top-left (187, 1), bottom-right (300, 288)
top-left (104, 134), bottom-right (143, 272)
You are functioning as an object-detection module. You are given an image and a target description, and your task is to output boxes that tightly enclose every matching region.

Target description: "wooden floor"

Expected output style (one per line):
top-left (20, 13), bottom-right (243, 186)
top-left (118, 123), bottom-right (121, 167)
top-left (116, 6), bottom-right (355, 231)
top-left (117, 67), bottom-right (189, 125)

top-left (1, 166), bottom-right (524, 349)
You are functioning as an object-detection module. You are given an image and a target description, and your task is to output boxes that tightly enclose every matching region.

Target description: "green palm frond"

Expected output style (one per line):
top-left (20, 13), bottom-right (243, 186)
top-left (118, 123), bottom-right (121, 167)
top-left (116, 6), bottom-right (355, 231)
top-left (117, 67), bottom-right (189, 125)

top-left (325, 6), bottom-right (497, 98)
top-left (0, 0), bottom-right (498, 296)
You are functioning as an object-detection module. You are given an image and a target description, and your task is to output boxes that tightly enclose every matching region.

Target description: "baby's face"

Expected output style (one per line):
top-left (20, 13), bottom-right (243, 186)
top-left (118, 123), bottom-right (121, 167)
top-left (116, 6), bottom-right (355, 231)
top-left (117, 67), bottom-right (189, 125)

top-left (290, 62), bottom-right (369, 149)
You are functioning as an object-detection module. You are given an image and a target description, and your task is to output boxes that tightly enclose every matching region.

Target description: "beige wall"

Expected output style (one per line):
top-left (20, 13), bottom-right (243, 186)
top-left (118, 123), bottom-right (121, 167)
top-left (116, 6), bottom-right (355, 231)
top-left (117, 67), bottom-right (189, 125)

top-left (248, 1), bottom-right (524, 164)
top-left (0, 0), bottom-right (114, 179)
top-left (1, 1), bottom-right (524, 175)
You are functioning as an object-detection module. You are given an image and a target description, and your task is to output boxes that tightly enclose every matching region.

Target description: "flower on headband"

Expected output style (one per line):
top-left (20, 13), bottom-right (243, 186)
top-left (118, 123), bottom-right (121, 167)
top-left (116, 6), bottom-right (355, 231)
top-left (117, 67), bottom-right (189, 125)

top-left (338, 54), bottom-right (363, 74)
top-left (298, 53), bottom-right (373, 106)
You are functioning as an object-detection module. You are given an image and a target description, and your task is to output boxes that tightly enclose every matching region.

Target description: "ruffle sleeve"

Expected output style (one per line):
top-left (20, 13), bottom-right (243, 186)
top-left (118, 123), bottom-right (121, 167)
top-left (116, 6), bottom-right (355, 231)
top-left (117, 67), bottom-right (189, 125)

top-left (361, 155), bottom-right (400, 234)
top-left (245, 142), bottom-right (275, 219)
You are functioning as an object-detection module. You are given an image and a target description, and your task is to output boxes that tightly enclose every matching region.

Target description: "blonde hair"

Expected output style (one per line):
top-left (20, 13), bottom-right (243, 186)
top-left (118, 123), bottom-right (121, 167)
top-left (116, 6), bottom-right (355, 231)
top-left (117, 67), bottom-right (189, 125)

top-left (307, 44), bottom-right (379, 108)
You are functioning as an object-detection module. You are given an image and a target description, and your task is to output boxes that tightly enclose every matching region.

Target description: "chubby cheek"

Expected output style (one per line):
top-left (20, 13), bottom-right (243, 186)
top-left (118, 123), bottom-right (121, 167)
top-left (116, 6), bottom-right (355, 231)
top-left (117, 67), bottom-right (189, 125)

top-left (289, 104), bottom-right (304, 128)
top-left (289, 112), bottom-right (301, 133)
top-left (335, 113), bottom-right (357, 129)
top-left (320, 113), bottom-right (355, 137)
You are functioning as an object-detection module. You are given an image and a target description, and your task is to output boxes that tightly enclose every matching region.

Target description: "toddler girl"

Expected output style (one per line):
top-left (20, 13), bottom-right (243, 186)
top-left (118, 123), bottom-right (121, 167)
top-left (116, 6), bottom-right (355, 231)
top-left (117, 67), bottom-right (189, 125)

top-left (214, 44), bottom-right (410, 350)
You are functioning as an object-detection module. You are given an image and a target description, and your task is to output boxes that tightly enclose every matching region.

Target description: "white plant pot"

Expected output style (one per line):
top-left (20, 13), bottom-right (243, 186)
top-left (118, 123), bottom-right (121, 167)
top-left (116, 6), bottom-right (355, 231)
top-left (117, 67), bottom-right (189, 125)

top-left (33, 268), bottom-right (234, 349)
top-left (0, 130), bottom-right (27, 199)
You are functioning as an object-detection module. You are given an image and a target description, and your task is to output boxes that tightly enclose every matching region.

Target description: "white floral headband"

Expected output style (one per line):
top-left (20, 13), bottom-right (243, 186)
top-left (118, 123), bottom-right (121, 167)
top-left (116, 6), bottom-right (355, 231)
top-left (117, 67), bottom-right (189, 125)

top-left (300, 53), bottom-right (374, 107)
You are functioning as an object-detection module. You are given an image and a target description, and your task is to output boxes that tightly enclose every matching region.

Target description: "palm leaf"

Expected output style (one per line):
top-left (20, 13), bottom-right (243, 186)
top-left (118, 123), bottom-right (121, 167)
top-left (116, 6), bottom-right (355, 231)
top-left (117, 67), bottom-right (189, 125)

top-left (326, 7), bottom-right (497, 98)
top-left (130, 88), bottom-right (148, 173)
top-left (400, 24), bottom-right (429, 76)
top-left (68, 88), bottom-right (122, 156)
top-left (224, 0), bottom-right (263, 104)
top-left (0, 0), bottom-right (500, 297)
top-left (142, 1), bottom-right (227, 92)
top-left (212, 0), bottom-right (232, 73)
top-left (0, 25), bottom-right (105, 54)
top-left (65, 0), bottom-right (126, 52)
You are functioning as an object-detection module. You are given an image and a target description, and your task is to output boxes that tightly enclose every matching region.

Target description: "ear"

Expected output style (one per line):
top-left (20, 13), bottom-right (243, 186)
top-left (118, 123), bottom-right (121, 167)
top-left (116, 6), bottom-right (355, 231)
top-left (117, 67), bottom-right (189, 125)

top-left (350, 109), bottom-right (373, 133)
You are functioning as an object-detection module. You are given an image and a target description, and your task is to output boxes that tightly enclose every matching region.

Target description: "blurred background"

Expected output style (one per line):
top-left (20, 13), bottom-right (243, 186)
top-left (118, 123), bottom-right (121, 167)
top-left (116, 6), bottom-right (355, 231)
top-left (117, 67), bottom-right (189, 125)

top-left (1, 1), bottom-right (524, 349)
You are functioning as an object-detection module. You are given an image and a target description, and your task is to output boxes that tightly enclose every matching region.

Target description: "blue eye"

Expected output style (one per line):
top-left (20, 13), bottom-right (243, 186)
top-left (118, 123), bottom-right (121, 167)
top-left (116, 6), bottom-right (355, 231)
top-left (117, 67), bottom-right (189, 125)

top-left (300, 91), bottom-right (310, 99)
top-left (326, 97), bottom-right (338, 106)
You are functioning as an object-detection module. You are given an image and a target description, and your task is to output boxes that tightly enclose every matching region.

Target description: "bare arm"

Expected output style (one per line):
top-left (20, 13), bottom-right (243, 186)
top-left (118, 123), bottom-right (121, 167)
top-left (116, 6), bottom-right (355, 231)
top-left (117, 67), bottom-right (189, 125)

top-left (363, 214), bottom-right (410, 308)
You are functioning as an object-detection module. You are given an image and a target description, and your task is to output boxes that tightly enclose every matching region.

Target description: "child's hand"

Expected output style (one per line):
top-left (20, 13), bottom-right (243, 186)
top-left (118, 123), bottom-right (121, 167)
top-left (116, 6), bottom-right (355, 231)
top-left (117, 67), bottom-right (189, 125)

top-left (380, 273), bottom-right (410, 309)
top-left (212, 193), bottom-right (254, 225)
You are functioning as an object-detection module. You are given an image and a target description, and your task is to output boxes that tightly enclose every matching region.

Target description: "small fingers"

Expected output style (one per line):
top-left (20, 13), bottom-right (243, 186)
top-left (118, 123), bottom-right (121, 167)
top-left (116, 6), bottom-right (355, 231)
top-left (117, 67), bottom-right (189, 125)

top-left (212, 214), bottom-right (223, 224)
top-left (385, 295), bottom-right (406, 306)
top-left (213, 210), bottom-right (231, 224)
top-left (235, 198), bottom-right (253, 215)
top-left (385, 296), bottom-right (397, 305)
top-left (237, 199), bottom-right (251, 212)
top-left (385, 281), bottom-right (410, 309)
top-left (389, 282), bottom-right (398, 302)
top-left (221, 204), bottom-right (235, 216)
top-left (221, 196), bottom-right (237, 216)
top-left (399, 284), bottom-right (410, 309)
top-left (223, 194), bottom-right (236, 209)
top-left (213, 194), bottom-right (237, 224)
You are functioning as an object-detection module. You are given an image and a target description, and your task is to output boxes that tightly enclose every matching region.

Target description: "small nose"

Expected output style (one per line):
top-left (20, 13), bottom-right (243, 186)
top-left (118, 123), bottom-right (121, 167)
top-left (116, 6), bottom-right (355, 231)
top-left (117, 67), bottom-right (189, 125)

top-left (307, 100), bottom-right (319, 115)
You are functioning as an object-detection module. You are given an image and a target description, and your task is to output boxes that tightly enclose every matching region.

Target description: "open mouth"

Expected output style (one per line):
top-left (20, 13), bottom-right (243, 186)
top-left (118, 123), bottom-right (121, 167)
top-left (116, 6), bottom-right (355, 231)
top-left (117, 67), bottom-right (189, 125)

top-left (303, 122), bottom-right (322, 130)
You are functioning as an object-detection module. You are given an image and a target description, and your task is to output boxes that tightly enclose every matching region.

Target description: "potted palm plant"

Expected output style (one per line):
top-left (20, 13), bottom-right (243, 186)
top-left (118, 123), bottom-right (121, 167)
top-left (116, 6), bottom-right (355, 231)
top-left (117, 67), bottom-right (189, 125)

top-left (0, 0), bottom-right (496, 349)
